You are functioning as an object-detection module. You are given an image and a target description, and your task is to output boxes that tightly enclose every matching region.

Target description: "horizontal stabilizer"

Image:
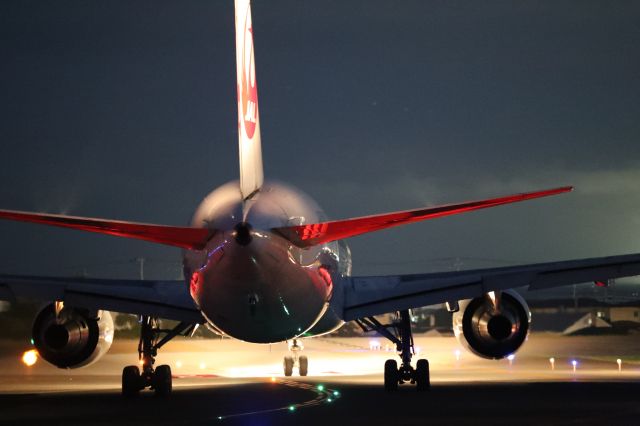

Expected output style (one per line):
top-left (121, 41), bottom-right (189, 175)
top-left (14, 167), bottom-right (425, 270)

top-left (0, 209), bottom-right (211, 250)
top-left (273, 186), bottom-right (572, 248)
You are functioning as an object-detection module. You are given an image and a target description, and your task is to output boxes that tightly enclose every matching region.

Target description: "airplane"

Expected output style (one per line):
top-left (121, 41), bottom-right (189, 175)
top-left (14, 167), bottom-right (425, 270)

top-left (2, 0), bottom-right (640, 395)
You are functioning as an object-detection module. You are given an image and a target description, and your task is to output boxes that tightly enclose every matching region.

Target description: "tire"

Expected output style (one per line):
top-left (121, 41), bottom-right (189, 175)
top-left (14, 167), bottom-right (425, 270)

top-left (415, 359), bottom-right (430, 392)
top-left (384, 359), bottom-right (398, 391)
top-left (154, 365), bottom-right (172, 396)
top-left (284, 356), bottom-right (294, 377)
top-left (122, 365), bottom-right (141, 397)
top-left (299, 356), bottom-right (308, 376)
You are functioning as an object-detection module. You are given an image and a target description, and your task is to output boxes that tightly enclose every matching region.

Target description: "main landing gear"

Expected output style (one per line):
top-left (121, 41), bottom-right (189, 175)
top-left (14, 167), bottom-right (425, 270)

top-left (283, 339), bottom-right (308, 377)
top-left (122, 316), bottom-right (196, 397)
top-left (356, 309), bottom-right (430, 391)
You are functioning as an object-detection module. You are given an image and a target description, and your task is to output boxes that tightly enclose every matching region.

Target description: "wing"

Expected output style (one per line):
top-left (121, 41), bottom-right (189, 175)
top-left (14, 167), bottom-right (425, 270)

top-left (0, 209), bottom-right (212, 250)
top-left (273, 187), bottom-right (572, 248)
top-left (343, 253), bottom-right (640, 321)
top-left (0, 274), bottom-right (203, 323)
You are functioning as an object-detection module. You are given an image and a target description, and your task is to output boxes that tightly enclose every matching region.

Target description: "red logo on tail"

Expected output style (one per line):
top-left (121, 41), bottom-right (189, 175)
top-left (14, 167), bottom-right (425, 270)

top-left (240, 7), bottom-right (258, 139)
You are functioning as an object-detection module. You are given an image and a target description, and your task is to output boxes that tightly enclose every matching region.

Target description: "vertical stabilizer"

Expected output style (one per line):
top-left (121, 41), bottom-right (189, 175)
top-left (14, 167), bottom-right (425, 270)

top-left (235, 0), bottom-right (263, 199)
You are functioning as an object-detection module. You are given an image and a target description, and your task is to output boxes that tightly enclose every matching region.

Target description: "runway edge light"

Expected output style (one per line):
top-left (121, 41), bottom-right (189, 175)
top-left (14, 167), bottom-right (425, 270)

top-left (22, 349), bottom-right (38, 367)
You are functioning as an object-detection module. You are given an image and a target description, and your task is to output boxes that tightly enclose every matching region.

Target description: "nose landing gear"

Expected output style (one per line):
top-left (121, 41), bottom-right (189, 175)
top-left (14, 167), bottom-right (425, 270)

top-left (356, 309), bottom-right (430, 391)
top-left (283, 339), bottom-right (308, 376)
top-left (121, 316), bottom-right (197, 397)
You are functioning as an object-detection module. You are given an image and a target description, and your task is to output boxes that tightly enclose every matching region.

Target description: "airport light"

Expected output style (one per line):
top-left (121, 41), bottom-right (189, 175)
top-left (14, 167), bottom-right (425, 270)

top-left (288, 405), bottom-right (296, 412)
top-left (327, 398), bottom-right (333, 403)
top-left (317, 384), bottom-right (324, 391)
top-left (176, 360), bottom-right (183, 369)
top-left (617, 358), bottom-right (622, 372)
top-left (454, 349), bottom-right (461, 361)
top-left (333, 390), bottom-right (340, 397)
top-left (571, 360), bottom-right (578, 373)
top-left (549, 357), bottom-right (555, 370)
top-left (199, 361), bottom-right (207, 370)
top-left (507, 354), bottom-right (515, 366)
top-left (271, 376), bottom-right (276, 382)
top-left (21, 349), bottom-right (38, 367)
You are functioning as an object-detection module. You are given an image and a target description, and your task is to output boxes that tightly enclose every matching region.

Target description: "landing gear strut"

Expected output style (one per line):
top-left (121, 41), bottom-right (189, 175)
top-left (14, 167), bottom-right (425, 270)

top-left (356, 309), bottom-right (430, 391)
top-left (122, 316), bottom-right (196, 397)
top-left (283, 339), bottom-right (308, 377)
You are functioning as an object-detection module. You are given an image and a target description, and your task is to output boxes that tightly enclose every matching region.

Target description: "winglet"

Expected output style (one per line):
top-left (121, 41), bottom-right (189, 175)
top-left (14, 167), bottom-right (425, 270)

top-left (235, 0), bottom-right (264, 199)
top-left (273, 186), bottom-right (573, 247)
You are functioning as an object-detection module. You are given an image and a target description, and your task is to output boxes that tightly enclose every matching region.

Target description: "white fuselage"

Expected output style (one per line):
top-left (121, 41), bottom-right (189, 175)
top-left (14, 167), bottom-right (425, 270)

top-left (183, 181), bottom-right (351, 343)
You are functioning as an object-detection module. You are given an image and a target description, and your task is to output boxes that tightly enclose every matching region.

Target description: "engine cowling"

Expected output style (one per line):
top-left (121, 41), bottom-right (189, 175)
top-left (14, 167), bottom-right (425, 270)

top-left (452, 290), bottom-right (530, 359)
top-left (32, 304), bottom-right (114, 369)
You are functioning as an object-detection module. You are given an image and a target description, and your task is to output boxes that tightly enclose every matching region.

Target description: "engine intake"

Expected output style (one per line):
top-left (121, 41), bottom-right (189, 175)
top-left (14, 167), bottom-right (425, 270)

top-left (32, 304), bottom-right (114, 369)
top-left (452, 290), bottom-right (530, 359)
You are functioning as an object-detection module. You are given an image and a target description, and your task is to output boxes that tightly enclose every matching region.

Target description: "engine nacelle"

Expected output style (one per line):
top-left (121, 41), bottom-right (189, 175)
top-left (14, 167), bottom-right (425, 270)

top-left (32, 304), bottom-right (114, 369)
top-left (452, 290), bottom-right (530, 359)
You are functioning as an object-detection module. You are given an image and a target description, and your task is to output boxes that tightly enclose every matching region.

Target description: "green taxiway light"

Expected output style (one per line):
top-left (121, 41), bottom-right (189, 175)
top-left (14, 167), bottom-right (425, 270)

top-left (327, 398), bottom-right (333, 403)
top-left (333, 390), bottom-right (340, 397)
top-left (317, 384), bottom-right (324, 391)
top-left (288, 405), bottom-right (296, 412)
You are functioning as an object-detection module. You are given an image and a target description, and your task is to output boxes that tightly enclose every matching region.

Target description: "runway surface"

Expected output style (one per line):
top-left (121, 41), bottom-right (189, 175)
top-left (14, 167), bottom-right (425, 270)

top-left (1, 333), bottom-right (640, 425)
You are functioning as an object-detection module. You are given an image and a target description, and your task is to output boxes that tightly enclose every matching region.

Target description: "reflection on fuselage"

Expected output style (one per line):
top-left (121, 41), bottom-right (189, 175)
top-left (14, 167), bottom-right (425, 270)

top-left (183, 181), bottom-right (351, 343)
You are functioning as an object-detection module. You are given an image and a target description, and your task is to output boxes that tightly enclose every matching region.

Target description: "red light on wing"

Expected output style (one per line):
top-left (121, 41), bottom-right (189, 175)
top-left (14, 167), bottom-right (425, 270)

top-left (273, 186), bottom-right (573, 248)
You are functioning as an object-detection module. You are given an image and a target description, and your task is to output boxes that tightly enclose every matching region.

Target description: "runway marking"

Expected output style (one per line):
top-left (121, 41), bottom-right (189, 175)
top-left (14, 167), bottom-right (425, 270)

top-left (214, 378), bottom-right (340, 421)
top-left (173, 374), bottom-right (220, 379)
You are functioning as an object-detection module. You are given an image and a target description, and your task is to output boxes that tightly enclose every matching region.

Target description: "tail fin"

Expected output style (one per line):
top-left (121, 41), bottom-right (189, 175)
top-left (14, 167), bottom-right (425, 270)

top-left (235, 0), bottom-right (263, 199)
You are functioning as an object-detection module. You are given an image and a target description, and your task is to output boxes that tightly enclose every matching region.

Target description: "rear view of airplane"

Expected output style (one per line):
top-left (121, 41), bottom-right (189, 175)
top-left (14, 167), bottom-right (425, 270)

top-left (2, 0), bottom-right (640, 395)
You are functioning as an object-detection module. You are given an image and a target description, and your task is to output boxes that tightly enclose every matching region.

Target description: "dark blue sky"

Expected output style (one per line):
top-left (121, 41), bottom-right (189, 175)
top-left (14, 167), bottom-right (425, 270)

top-left (1, 0), bottom-right (639, 278)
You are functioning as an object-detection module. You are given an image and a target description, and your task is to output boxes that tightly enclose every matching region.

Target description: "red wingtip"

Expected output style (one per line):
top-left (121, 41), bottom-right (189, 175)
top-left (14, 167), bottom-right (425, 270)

top-left (273, 186), bottom-right (573, 248)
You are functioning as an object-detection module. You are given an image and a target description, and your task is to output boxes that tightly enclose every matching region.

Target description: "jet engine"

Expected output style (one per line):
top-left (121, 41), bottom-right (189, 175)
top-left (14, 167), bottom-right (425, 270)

top-left (32, 303), bottom-right (114, 368)
top-left (452, 290), bottom-right (530, 359)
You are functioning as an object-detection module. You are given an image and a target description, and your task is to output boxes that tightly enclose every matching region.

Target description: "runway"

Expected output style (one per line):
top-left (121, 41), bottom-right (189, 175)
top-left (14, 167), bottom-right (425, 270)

top-left (1, 333), bottom-right (640, 425)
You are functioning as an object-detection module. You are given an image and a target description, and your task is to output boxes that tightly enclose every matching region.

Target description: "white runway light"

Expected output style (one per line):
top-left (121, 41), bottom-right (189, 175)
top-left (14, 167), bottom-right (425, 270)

top-left (507, 354), bottom-right (515, 366)
top-left (21, 349), bottom-right (38, 367)
top-left (549, 357), bottom-right (555, 370)
top-left (571, 360), bottom-right (578, 373)
top-left (617, 358), bottom-right (622, 372)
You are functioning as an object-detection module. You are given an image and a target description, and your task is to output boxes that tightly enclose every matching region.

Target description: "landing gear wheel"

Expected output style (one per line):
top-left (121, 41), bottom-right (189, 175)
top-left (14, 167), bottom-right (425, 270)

top-left (415, 359), bottom-right (430, 391)
top-left (384, 359), bottom-right (398, 391)
top-left (122, 365), bottom-right (141, 397)
top-left (299, 356), bottom-right (308, 376)
top-left (283, 356), bottom-right (294, 377)
top-left (153, 365), bottom-right (172, 396)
